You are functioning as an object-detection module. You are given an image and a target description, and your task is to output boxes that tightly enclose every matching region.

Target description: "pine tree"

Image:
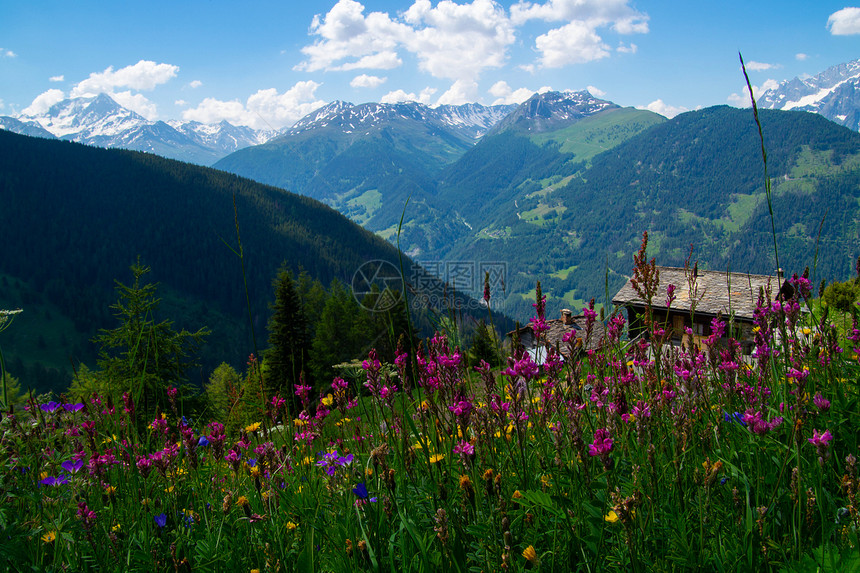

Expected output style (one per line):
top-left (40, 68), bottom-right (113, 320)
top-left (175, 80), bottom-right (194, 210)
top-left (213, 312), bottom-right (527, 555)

top-left (470, 319), bottom-right (501, 367)
top-left (93, 260), bottom-right (209, 421)
top-left (262, 268), bottom-right (310, 403)
top-left (311, 279), bottom-right (370, 389)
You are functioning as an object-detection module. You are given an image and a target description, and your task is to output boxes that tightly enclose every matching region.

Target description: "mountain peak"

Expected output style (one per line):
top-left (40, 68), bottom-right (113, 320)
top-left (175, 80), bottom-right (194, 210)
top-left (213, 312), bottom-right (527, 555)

top-left (489, 90), bottom-right (618, 135)
top-left (757, 58), bottom-right (860, 131)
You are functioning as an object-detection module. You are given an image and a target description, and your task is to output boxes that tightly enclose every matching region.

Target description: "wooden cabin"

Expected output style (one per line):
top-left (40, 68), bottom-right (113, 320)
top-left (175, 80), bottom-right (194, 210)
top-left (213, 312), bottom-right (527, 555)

top-left (611, 266), bottom-right (791, 354)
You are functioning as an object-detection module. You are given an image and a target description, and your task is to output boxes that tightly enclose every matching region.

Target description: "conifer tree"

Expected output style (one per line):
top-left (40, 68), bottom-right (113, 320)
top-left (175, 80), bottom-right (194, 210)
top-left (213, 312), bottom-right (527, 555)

top-left (93, 260), bottom-right (209, 421)
top-left (263, 268), bottom-right (310, 402)
top-left (311, 279), bottom-right (370, 389)
top-left (470, 319), bottom-right (501, 367)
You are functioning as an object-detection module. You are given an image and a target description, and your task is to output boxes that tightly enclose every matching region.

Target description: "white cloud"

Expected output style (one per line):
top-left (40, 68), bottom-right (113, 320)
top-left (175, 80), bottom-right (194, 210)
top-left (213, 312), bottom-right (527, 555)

top-left (350, 74), bottom-right (387, 88)
top-left (511, 0), bottom-right (647, 67)
top-left (828, 7), bottom-right (860, 35)
top-left (298, 0), bottom-right (515, 83)
top-left (489, 80), bottom-right (539, 104)
top-left (71, 60), bottom-right (179, 97)
top-left (331, 51), bottom-right (402, 71)
top-left (436, 79), bottom-right (479, 105)
top-left (110, 90), bottom-right (159, 120)
top-left (616, 42), bottom-right (637, 54)
top-left (401, 0), bottom-right (515, 81)
top-left (175, 99), bottom-right (187, 106)
top-left (297, 0), bottom-right (411, 72)
top-left (1, 48), bottom-right (17, 58)
top-left (639, 99), bottom-right (688, 119)
top-left (188, 80), bottom-right (203, 88)
top-left (510, 0), bottom-right (648, 29)
top-left (380, 86), bottom-right (437, 105)
top-left (744, 61), bottom-right (779, 71)
top-left (21, 89), bottom-right (66, 116)
top-left (535, 21), bottom-right (610, 67)
top-left (796, 53), bottom-right (809, 61)
top-left (586, 85), bottom-right (605, 97)
top-left (726, 79), bottom-right (779, 107)
top-left (49, 75), bottom-right (64, 83)
top-left (182, 80), bottom-right (326, 129)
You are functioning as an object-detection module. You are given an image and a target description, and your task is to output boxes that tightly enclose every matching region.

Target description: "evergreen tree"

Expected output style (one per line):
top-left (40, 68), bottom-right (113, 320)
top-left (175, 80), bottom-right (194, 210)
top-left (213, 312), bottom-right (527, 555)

top-left (93, 260), bottom-right (209, 420)
top-left (311, 279), bottom-right (369, 389)
top-left (204, 362), bottom-right (243, 425)
top-left (262, 268), bottom-right (310, 403)
top-left (470, 319), bottom-right (502, 367)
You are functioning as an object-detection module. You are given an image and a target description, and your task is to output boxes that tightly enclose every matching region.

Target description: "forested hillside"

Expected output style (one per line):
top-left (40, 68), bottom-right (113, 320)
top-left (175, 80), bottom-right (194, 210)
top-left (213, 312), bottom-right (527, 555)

top-left (0, 130), bottom-right (505, 394)
top-left (445, 106), bottom-right (860, 319)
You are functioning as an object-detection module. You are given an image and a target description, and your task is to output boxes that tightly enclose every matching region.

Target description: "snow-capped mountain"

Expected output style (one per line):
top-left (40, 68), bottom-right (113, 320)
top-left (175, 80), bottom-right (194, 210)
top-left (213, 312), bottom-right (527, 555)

top-left (0, 116), bottom-right (56, 139)
top-left (757, 59), bottom-right (860, 131)
top-left (282, 99), bottom-right (516, 141)
top-left (167, 119), bottom-right (277, 155)
top-left (0, 93), bottom-right (279, 165)
top-left (489, 90), bottom-right (618, 134)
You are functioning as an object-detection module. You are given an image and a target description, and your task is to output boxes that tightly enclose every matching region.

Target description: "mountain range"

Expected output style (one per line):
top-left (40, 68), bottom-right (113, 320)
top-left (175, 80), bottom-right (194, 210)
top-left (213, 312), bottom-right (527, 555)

top-left (0, 94), bottom-right (276, 165)
top-left (4, 58), bottom-right (860, 380)
top-left (758, 58), bottom-right (860, 131)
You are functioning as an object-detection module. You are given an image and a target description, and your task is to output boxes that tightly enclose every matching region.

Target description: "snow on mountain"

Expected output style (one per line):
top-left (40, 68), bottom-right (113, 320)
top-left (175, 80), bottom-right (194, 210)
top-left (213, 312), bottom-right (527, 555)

top-left (284, 100), bottom-right (516, 141)
top-left (168, 119), bottom-right (278, 155)
top-left (0, 116), bottom-right (56, 139)
top-left (757, 59), bottom-right (860, 131)
top-left (3, 93), bottom-right (280, 165)
top-left (489, 90), bottom-right (618, 134)
top-left (433, 102), bottom-right (517, 138)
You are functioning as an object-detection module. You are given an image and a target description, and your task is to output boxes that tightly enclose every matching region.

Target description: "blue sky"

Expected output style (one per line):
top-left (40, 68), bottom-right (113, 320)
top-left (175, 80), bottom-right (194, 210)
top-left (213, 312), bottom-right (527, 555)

top-left (2, 0), bottom-right (859, 129)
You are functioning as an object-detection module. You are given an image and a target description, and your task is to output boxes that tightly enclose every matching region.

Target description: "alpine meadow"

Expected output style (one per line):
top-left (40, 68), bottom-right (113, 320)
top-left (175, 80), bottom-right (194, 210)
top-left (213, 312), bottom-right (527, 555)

top-left (2, 17), bottom-right (860, 571)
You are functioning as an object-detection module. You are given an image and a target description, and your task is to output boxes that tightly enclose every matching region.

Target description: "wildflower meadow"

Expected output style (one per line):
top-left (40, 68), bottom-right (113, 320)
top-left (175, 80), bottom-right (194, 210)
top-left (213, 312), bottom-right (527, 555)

top-left (2, 235), bottom-right (860, 572)
top-left (2, 62), bottom-right (859, 572)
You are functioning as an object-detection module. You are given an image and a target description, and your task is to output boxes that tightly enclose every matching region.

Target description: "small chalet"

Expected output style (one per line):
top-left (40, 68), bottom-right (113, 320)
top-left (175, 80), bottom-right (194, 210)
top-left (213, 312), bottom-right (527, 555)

top-left (508, 309), bottom-right (606, 364)
top-left (611, 266), bottom-right (791, 354)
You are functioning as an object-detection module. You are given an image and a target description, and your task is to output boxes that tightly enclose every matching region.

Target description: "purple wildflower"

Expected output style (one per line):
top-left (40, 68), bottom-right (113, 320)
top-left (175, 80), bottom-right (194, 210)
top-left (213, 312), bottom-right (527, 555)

top-left (61, 459), bottom-right (83, 474)
top-left (40, 474), bottom-right (70, 486)
top-left (588, 428), bottom-right (613, 457)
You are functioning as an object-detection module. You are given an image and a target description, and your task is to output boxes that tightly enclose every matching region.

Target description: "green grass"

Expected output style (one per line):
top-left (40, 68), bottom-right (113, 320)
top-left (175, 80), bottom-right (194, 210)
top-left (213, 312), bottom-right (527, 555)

top-left (529, 107), bottom-right (666, 163)
top-left (344, 189), bottom-right (383, 225)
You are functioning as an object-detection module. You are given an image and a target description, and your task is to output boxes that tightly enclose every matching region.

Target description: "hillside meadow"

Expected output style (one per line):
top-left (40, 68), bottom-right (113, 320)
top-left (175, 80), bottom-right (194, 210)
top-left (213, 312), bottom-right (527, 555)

top-left (2, 232), bottom-right (859, 572)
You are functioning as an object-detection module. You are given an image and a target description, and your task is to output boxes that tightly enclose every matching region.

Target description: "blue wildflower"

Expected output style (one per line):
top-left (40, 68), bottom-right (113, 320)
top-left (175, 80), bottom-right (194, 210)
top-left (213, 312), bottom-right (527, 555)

top-left (154, 513), bottom-right (167, 528)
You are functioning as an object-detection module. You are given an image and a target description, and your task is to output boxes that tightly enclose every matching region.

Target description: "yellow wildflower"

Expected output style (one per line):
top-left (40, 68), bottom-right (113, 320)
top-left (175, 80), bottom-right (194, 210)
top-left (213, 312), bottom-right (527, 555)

top-left (111, 523), bottom-right (121, 532)
top-left (540, 474), bottom-right (552, 488)
top-left (512, 490), bottom-right (523, 500)
top-left (429, 453), bottom-right (445, 464)
top-left (322, 393), bottom-right (334, 407)
top-left (604, 510), bottom-right (620, 523)
top-left (41, 531), bottom-right (56, 543)
top-left (285, 521), bottom-right (297, 531)
top-left (459, 474), bottom-right (473, 490)
top-left (522, 545), bottom-right (539, 565)
top-left (365, 467), bottom-right (374, 477)
top-left (237, 496), bottom-right (250, 507)
top-left (244, 422), bottom-right (261, 433)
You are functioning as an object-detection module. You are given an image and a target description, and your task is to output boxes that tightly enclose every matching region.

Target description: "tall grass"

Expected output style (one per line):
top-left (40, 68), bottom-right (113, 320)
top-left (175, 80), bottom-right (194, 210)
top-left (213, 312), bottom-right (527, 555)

top-left (2, 236), bottom-right (859, 571)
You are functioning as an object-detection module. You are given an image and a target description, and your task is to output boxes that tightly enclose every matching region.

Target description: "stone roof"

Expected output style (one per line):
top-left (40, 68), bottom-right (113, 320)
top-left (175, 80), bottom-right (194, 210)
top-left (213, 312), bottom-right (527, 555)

top-left (611, 266), bottom-right (785, 321)
top-left (509, 314), bottom-right (606, 353)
